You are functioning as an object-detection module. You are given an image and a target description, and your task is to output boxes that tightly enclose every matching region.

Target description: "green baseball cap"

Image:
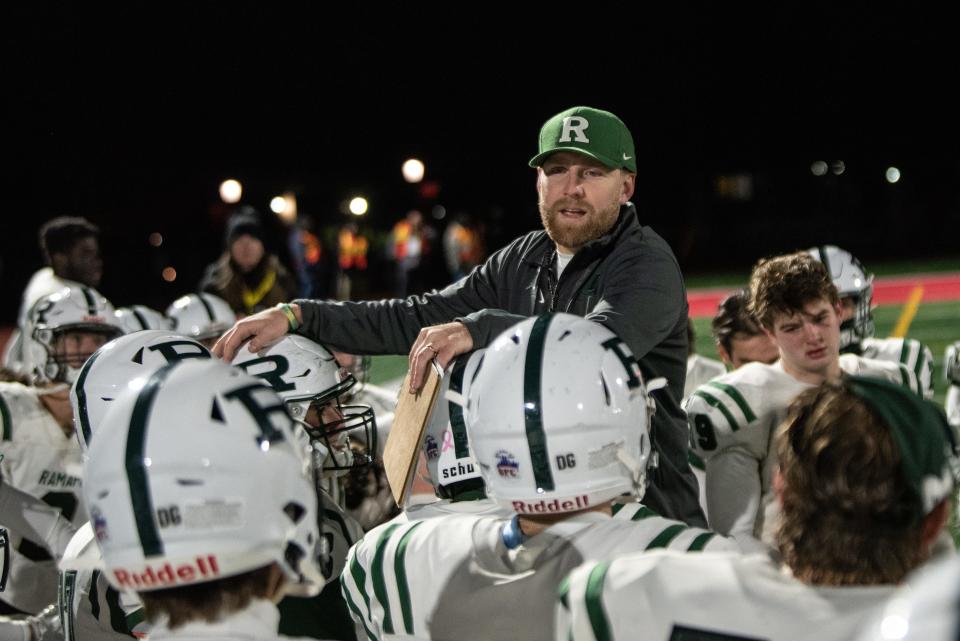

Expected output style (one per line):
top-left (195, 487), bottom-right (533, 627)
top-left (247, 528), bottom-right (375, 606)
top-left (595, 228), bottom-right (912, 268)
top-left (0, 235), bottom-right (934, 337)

top-left (846, 375), bottom-right (959, 518)
top-left (529, 106), bottom-right (637, 172)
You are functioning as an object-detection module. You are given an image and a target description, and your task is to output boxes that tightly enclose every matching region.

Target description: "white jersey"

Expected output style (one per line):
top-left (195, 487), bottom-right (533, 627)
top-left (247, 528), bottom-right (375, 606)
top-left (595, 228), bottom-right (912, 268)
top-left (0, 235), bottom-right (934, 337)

top-left (683, 356), bottom-right (916, 547)
top-left (0, 382), bottom-right (87, 613)
top-left (945, 341), bottom-right (960, 428)
top-left (684, 354), bottom-right (727, 400)
top-left (341, 510), bottom-right (736, 641)
top-left (682, 355), bottom-right (726, 522)
top-left (57, 523), bottom-right (145, 641)
top-left (398, 496), bottom-right (510, 522)
top-left (319, 490), bottom-right (365, 582)
top-left (861, 336), bottom-right (935, 399)
top-left (855, 555), bottom-right (960, 641)
top-left (558, 550), bottom-right (893, 641)
top-left (148, 598), bottom-right (319, 641)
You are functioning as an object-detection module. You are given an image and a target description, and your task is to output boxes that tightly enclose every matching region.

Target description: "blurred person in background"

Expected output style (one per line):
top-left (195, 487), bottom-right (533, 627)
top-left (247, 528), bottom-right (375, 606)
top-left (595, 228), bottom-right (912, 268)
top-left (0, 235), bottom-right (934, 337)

top-left (200, 207), bottom-right (296, 316)
top-left (288, 213), bottom-right (328, 299)
top-left (335, 221), bottom-right (368, 301)
top-left (387, 209), bottom-right (427, 297)
top-left (4, 217), bottom-right (103, 375)
top-left (442, 212), bottom-right (484, 282)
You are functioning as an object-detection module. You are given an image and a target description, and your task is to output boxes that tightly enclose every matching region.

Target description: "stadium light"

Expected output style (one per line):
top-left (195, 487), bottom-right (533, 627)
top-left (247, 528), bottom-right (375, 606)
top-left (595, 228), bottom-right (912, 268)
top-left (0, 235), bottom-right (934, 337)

top-left (270, 193), bottom-right (298, 225)
top-left (810, 161), bottom-right (828, 177)
top-left (402, 158), bottom-right (425, 184)
top-left (886, 167), bottom-right (901, 184)
top-left (219, 179), bottom-right (242, 203)
top-left (349, 197), bottom-right (368, 216)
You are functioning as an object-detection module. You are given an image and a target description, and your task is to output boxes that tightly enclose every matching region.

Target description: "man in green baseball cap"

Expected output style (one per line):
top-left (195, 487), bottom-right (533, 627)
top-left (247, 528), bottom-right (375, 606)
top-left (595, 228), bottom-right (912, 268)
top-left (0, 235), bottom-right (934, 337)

top-left (212, 105), bottom-right (706, 527)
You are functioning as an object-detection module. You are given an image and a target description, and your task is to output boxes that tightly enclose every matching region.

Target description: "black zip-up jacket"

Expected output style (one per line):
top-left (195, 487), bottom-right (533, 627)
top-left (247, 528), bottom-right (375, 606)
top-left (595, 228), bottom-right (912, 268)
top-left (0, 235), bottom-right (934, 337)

top-left (296, 202), bottom-right (705, 526)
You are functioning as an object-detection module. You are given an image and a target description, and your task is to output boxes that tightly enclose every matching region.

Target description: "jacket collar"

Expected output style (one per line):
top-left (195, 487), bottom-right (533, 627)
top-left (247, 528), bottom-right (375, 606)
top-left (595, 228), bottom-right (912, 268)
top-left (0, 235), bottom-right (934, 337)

top-left (520, 201), bottom-right (641, 266)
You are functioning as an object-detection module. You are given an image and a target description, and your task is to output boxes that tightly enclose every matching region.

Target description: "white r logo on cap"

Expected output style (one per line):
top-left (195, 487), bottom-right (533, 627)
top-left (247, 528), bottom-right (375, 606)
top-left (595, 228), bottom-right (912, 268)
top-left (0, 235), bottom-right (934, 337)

top-left (559, 117), bottom-right (590, 143)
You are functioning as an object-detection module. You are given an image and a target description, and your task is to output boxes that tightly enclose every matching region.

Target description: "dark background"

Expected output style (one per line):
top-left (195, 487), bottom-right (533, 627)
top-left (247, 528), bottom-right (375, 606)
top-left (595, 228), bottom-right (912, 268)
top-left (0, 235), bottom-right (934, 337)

top-left (4, 5), bottom-right (958, 319)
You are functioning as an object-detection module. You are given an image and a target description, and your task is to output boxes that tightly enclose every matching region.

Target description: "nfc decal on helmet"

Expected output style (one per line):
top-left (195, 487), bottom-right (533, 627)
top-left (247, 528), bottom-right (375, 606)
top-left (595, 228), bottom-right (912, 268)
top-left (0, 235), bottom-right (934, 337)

top-left (523, 314), bottom-right (555, 492)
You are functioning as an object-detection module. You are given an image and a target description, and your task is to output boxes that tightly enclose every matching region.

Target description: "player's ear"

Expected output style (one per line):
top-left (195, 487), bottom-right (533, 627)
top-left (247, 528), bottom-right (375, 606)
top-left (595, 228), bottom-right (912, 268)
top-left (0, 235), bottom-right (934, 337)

top-left (921, 499), bottom-right (950, 554)
top-left (717, 343), bottom-right (732, 368)
top-left (773, 468), bottom-right (785, 508)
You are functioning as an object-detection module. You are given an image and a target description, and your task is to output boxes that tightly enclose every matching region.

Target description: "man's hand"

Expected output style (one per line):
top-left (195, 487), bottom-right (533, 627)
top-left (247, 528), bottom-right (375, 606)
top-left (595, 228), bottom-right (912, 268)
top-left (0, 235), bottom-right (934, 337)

top-left (212, 305), bottom-right (297, 361)
top-left (408, 322), bottom-right (473, 393)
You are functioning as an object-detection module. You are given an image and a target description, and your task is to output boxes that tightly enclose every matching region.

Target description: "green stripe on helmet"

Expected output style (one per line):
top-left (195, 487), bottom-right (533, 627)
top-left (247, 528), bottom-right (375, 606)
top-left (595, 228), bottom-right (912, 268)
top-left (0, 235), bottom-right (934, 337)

top-left (125, 362), bottom-right (178, 557)
top-left (524, 314), bottom-right (555, 492)
top-left (74, 346), bottom-right (105, 448)
top-left (447, 356), bottom-right (471, 459)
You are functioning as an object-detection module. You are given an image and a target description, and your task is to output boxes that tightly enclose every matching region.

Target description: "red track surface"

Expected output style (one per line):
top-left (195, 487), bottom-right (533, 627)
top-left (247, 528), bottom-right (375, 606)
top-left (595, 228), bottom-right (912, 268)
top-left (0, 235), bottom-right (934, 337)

top-left (688, 272), bottom-right (960, 318)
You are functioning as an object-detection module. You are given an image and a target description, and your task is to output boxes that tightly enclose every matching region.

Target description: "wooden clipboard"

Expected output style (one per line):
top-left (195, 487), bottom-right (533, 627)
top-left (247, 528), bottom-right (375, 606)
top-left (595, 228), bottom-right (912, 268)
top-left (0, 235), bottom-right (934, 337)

top-left (382, 359), bottom-right (444, 507)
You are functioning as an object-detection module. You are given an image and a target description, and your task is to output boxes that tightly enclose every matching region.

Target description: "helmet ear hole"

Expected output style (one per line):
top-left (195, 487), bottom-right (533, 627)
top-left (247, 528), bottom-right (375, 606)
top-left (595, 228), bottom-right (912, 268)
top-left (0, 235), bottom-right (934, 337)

top-left (599, 372), bottom-right (612, 406)
top-left (283, 501), bottom-right (307, 524)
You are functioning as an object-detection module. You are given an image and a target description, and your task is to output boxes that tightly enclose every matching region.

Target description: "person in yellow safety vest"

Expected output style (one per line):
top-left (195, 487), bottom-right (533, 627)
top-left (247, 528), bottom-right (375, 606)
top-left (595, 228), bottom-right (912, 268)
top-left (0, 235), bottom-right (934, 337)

top-left (443, 213), bottom-right (484, 281)
top-left (336, 222), bottom-right (368, 300)
top-left (387, 210), bottom-right (426, 296)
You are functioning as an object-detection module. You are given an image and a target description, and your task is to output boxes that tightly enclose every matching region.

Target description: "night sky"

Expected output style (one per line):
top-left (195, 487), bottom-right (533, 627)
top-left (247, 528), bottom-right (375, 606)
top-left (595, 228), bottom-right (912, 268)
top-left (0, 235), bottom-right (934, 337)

top-left (4, 6), bottom-right (958, 319)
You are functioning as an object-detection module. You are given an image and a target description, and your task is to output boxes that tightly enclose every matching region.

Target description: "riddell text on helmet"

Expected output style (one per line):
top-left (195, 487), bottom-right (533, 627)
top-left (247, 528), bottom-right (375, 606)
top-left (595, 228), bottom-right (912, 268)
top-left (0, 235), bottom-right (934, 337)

top-left (512, 495), bottom-right (589, 513)
top-left (113, 555), bottom-right (220, 589)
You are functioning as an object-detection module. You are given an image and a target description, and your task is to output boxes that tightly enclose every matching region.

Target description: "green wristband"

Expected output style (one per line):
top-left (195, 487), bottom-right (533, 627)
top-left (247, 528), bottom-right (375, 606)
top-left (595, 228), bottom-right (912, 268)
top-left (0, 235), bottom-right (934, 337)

top-left (277, 303), bottom-right (299, 331)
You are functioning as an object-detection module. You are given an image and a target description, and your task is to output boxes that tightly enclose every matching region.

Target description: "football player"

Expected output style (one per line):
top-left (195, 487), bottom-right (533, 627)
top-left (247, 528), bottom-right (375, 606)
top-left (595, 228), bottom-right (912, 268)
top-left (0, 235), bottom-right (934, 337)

top-left (684, 252), bottom-right (922, 548)
top-left (809, 245), bottom-right (935, 398)
top-left (72, 359), bottom-right (325, 640)
top-left (342, 314), bottom-right (735, 641)
top-left (58, 329), bottom-right (211, 640)
top-left (559, 377), bottom-right (957, 641)
top-left (0, 286), bottom-right (122, 615)
top-left (231, 336), bottom-right (376, 641)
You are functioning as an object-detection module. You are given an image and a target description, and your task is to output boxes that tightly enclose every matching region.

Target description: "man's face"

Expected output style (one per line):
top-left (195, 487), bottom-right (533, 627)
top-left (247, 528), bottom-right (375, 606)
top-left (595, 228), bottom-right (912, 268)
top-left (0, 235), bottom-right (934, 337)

top-left (720, 332), bottom-right (780, 369)
top-left (537, 151), bottom-right (635, 253)
top-left (57, 237), bottom-right (102, 287)
top-left (766, 298), bottom-right (842, 378)
top-left (52, 329), bottom-right (110, 370)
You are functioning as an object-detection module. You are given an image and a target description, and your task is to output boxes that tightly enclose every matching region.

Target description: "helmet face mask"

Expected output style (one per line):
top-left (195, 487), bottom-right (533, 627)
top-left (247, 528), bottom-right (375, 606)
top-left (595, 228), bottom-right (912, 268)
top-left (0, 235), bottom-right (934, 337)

top-left (232, 337), bottom-right (378, 475)
top-left (467, 314), bottom-right (652, 515)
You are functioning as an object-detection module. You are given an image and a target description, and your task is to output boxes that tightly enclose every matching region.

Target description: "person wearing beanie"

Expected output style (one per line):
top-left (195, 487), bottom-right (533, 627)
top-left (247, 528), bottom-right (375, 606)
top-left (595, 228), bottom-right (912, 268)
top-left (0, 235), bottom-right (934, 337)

top-left (200, 207), bottom-right (297, 316)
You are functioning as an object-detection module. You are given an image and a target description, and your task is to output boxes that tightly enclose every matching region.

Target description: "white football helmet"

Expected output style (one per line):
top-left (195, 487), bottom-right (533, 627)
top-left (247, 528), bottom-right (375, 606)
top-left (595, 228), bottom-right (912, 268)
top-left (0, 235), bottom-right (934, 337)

top-left (114, 305), bottom-right (173, 333)
top-left (70, 329), bottom-right (211, 452)
top-left (23, 285), bottom-right (124, 384)
top-left (423, 349), bottom-right (486, 499)
top-left (81, 359), bottom-right (326, 596)
top-left (231, 335), bottom-right (377, 474)
top-left (165, 293), bottom-right (236, 345)
top-left (467, 313), bottom-right (652, 515)
top-left (945, 342), bottom-right (960, 386)
top-left (808, 245), bottom-right (875, 351)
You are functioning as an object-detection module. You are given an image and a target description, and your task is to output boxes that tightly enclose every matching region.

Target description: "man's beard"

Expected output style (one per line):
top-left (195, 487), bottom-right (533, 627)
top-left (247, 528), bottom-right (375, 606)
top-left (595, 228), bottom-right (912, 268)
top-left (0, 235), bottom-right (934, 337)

top-left (539, 198), bottom-right (621, 251)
